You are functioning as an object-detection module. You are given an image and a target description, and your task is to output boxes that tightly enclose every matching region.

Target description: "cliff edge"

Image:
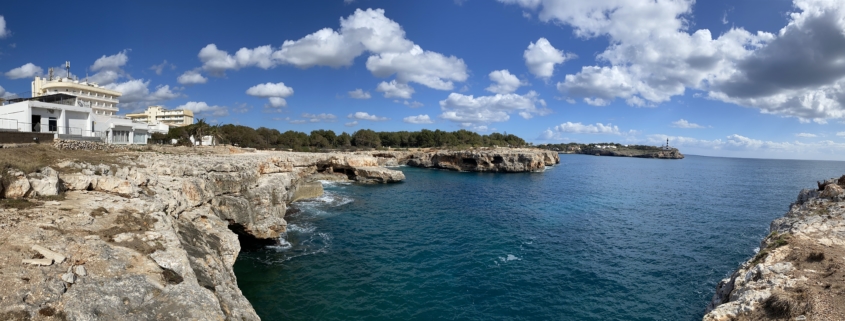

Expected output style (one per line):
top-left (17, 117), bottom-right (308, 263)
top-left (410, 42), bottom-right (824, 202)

top-left (0, 148), bottom-right (403, 320)
top-left (704, 177), bottom-right (845, 320)
top-left (368, 148), bottom-right (560, 172)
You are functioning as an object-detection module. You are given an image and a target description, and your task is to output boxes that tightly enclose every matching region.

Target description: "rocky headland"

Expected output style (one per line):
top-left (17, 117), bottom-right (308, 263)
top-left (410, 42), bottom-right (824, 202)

top-left (0, 144), bottom-right (556, 320)
top-left (366, 148), bottom-right (560, 172)
top-left (577, 147), bottom-right (684, 159)
top-left (704, 177), bottom-right (845, 320)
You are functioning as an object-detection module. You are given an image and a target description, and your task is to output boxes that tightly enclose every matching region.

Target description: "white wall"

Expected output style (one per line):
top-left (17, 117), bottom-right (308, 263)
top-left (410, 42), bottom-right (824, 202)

top-left (66, 111), bottom-right (88, 133)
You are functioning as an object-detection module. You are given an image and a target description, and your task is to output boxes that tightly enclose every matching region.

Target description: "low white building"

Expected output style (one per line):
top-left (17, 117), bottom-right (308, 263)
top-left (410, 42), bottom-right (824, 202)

top-left (0, 70), bottom-right (167, 144)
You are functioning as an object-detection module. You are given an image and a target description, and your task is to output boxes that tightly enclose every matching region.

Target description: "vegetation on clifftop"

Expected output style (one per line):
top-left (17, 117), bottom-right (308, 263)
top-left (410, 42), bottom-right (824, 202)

top-left (156, 122), bottom-right (529, 151)
top-left (537, 142), bottom-right (664, 152)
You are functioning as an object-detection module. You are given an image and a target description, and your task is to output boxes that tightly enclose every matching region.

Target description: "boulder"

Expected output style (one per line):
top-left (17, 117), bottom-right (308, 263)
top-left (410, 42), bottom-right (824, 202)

top-left (353, 167), bottom-right (405, 183)
top-left (3, 170), bottom-right (31, 199)
top-left (821, 183), bottom-right (845, 199)
top-left (94, 176), bottom-right (138, 196)
top-left (63, 174), bottom-right (95, 191)
top-left (27, 167), bottom-right (62, 197)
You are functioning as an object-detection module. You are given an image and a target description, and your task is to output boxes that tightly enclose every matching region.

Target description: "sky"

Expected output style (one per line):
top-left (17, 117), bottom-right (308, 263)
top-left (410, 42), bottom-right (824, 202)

top-left (2, 0), bottom-right (845, 160)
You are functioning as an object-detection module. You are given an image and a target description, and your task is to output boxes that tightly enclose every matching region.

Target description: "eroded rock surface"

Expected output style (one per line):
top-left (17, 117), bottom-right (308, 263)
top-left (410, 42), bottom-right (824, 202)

top-left (704, 177), bottom-right (845, 320)
top-left (0, 150), bottom-right (404, 320)
top-left (367, 148), bottom-right (560, 172)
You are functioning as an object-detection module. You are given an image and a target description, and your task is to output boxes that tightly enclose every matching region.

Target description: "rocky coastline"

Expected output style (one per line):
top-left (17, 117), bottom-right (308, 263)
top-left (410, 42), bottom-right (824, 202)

top-left (574, 147), bottom-right (685, 159)
top-left (367, 148), bottom-right (560, 172)
top-left (704, 177), bottom-right (845, 320)
top-left (0, 145), bottom-right (556, 320)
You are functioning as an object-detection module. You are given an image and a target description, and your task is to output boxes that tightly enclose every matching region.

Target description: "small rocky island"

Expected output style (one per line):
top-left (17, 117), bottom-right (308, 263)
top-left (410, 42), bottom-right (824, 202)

top-left (539, 140), bottom-right (684, 159)
top-left (0, 143), bottom-right (557, 320)
top-left (704, 177), bottom-right (845, 320)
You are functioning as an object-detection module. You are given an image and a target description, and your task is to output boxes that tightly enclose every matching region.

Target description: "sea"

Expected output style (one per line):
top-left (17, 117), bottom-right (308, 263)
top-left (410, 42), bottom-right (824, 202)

top-left (233, 154), bottom-right (845, 321)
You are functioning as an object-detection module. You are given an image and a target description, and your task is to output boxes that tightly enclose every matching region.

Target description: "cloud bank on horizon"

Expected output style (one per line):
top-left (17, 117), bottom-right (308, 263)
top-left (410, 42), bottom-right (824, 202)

top-left (2, 0), bottom-right (845, 159)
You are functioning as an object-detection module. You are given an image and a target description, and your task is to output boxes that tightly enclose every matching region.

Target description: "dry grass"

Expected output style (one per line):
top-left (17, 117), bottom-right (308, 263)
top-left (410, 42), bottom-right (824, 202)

top-left (0, 199), bottom-right (39, 210)
top-left (0, 144), bottom-right (126, 174)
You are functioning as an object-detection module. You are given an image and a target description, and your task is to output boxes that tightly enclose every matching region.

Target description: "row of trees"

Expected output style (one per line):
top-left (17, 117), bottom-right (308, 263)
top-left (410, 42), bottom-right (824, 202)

top-left (153, 120), bottom-right (528, 150)
top-left (537, 142), bottom-right (662, 151)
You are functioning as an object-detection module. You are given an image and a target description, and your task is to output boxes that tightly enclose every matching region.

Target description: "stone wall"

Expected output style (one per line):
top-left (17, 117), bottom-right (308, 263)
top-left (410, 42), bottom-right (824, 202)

top-left (0, 132), bottom-right (54, 144)
top-left (53, 140), bottom-right (128, 151)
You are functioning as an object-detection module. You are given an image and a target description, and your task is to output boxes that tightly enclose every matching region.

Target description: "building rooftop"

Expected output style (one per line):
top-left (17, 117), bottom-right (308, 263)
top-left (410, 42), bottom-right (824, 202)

top-left (5, 93), bottom-right (78, 105)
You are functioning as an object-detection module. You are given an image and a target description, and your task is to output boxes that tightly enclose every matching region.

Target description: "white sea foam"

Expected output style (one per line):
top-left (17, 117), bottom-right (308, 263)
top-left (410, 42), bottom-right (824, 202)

top-left (498, 254), bottom-right (521, 262)
top-left (286, 223), bottom-right (316, 234)
top-left (268, 237), bottom-right (293, 251)
top-left (318, 180), bottom-right (352, 188)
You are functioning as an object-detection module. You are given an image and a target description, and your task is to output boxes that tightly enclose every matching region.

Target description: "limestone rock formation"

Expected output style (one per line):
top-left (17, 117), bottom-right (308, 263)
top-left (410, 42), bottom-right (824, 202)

top-left (27, 167), bottom-right (62, 197)
top-left (704, 177), bottom-right (845, 320)
top-left (3, 169), bottom-right (31, 199)
top-left (0, 150), bottom-right (404, 320)
top-left (366, 148), bottom-right (560, 172)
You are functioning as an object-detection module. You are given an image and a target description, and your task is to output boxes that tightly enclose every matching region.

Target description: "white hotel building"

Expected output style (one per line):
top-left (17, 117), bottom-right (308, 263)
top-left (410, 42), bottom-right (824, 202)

top-left (0, 68), bottom-right (167, 144)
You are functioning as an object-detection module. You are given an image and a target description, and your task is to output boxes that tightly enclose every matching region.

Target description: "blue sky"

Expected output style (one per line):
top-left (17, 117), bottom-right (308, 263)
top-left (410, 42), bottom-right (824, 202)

top-left (3, 0), bottom-right (845, 160)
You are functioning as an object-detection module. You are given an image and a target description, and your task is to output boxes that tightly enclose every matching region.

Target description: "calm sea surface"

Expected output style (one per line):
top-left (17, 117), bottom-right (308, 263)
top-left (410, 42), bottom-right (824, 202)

top-left (234, 154), bottom-right (845, 321)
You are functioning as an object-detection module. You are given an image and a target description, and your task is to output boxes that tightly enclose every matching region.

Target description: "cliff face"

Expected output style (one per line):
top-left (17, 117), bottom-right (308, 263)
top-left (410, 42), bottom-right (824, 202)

top-left (0, 147), bottom-right (559, 320)
top-left (369, 148), bottom-right (560, 172)
top-left (704, 178), bottom-right (845, 320)
top-left (0, 150), bottom-right (404, 320)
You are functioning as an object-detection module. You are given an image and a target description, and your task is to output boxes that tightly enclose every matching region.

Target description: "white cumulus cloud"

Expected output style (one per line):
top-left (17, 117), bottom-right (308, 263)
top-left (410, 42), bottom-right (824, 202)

top-left (403, 114), bottom-right (434, 124)
top-left (671, 119), bottom-right (707, 128)
top-left (348, 88), bottom-right (371, 99)
top-left (177, 69), bottom-right (208, 85)
top-left (439, 91), bottom-right (550, 124)
top-left (502, 0), bottom-right (845, 122)
top-left (91, 50), bottom-right (129, 72)
top-left (523, 38), bottom-right (573, 79)
top-left (376, 80), bottom-right (414, 99)
top-left (554, 122), bottom-right (622, 135)
top-left (196, 9), bottom-right (467, 96)
top-left (348, 112), bottom-right (388, 121)
top-left (105, 79), bottom-right (181, 112)
top-left (486, 69), bottom-right (525, 94)
top-left (5, 63), bottom-right (43, 79)
top-left (796, 133), bottom-right (818, 138)
top-left (177, 101), bottom-right (229, 117)
top-left (246, 82), bottom-right (295, 108)
top-left (0, 16), bottom-right (8, 38)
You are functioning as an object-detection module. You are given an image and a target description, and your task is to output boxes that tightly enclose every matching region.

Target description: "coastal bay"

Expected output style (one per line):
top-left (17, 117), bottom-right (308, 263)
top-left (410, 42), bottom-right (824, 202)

top-left (0, 144), bottom-right (553, 320)
top-left (235, 154), bottom-right (845, 320)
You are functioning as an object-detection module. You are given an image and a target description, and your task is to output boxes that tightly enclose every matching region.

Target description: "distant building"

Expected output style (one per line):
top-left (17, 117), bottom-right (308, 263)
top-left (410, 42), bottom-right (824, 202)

top-left (32, 70), bottom-right (121, 117)
top-left (126, 105), bottom-right (194, 127)
top-left (0, 62), bottom-right (166, 144)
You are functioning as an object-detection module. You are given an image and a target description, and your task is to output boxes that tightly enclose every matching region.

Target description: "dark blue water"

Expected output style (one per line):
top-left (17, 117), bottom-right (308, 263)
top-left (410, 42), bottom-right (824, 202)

top-left (234, 155), bottom-right (845, 321)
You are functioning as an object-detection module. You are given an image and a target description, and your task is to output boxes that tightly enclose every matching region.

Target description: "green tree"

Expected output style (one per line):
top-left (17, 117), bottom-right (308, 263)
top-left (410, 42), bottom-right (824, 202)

top-left (352, 129), bottom-right (381, 148)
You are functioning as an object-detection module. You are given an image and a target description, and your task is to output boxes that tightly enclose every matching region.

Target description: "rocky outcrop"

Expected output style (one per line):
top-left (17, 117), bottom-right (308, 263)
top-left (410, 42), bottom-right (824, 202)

top-left (3, 169), bottom-right (32, 199)
top-left (366, 148), bottom-right (560, 172)
top-left (704, 176), bottom-right (845, 320)
top-left (580, 147), bottom-right (685, 159)
top-left (0, 150), bottom-right (404, 320)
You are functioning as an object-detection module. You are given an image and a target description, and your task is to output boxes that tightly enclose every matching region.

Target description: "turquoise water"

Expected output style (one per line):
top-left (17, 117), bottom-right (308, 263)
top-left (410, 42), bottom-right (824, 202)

top-left (234, 155), bottom-right (845, 320)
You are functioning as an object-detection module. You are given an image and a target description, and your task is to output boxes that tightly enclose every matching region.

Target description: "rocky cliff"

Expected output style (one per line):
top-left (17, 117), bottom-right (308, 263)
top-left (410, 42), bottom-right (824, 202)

top-left (704, 177), bottom-right (845, 320)
top-left (580, 147), bottom-right (685, 159)
top-left (0, 149), bottom-right (404, 320)
top-left (367, 148), bottom-right (560, 172)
